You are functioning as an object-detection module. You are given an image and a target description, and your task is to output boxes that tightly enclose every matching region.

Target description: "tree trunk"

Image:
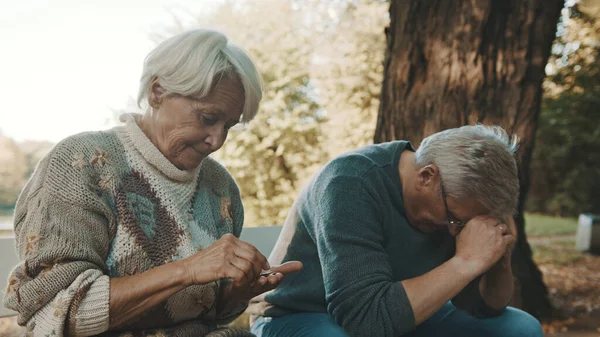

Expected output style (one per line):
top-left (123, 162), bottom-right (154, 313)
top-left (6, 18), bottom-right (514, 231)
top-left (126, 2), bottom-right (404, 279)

top-left (375, 0), bottom-right (563, 320)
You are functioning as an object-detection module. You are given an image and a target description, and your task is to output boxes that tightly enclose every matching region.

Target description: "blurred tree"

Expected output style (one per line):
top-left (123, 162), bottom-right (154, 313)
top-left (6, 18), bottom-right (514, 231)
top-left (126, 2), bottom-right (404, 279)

top-left (153, 0), bottom-right (328, 226)
top-left (150, 0), bottom-right (394, 226)
top-left (19, 141), bottom-right (55, 176)
top-left (528, 1), bottom-right (600, 217)
top-left (309, 0), bottom-right (388, 157)
top-left (375, 0), bottom-right (563, 319)
top-left (0, 137), bottom-right (52, 212)
top-left (0, 136), bottom-right (28, 207)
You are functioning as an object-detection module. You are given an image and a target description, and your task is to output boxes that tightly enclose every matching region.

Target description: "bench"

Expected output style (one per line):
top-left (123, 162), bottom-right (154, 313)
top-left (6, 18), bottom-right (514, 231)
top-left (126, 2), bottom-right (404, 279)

top-left (0, 226), bottom-right (283, 318)
top-left (0, 236), bottom-right (19, 318)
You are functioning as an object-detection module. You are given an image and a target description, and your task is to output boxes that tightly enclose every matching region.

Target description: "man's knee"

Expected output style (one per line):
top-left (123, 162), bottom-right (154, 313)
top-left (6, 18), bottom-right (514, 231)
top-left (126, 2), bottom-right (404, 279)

top-left (251, 313), bottom-right (348, 337)
top-left (500, 307), bottom-right (544, 337)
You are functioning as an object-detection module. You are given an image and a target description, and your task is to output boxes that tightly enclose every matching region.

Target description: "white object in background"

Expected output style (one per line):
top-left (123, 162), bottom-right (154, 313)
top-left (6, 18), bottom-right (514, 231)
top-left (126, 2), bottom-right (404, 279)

top-left (575, 213), bottom-right (600, 253)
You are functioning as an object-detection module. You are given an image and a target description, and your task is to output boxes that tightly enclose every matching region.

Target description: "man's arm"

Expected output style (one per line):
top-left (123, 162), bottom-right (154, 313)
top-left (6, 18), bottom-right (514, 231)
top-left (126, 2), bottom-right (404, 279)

top-left (479, 252), bottom-right (514, 310)
top-left (479, 217), bottom-right (517, 310)
top-left (402, 256), bottom-right (482, 325)
top-left (452, 217), bottom-right (516, 316)
top-left (404, 216), bottom-right (515, 325)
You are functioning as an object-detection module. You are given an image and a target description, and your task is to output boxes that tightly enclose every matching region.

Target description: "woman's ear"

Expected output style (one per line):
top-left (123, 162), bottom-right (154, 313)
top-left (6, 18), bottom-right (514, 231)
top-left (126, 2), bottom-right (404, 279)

top-left (148, 77), bottom-right (166, 108)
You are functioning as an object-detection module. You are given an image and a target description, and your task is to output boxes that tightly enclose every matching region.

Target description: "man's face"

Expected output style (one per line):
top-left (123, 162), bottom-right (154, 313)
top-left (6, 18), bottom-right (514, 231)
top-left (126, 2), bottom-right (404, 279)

top-left (441, 194), bottom-right (489, 236)
top-left (411, 165), bottom-right (489, 235)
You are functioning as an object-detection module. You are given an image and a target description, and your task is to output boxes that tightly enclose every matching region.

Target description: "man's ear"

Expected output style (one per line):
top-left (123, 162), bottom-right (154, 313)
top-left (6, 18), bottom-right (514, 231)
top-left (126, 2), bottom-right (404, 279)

top-left (148, 77), bottom-right (166, 108)
top-left (415, 164), bottom-right (440, 192)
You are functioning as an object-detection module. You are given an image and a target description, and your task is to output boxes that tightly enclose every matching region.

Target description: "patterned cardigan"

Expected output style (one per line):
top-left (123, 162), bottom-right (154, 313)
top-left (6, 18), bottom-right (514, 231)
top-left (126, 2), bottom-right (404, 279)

top-left (3, 114), bottom-right (254, 337)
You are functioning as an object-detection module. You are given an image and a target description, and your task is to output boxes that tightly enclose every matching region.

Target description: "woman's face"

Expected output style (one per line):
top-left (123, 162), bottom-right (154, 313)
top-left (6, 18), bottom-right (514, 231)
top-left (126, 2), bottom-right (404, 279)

top-left (147, 77), bottom-right (245, 170)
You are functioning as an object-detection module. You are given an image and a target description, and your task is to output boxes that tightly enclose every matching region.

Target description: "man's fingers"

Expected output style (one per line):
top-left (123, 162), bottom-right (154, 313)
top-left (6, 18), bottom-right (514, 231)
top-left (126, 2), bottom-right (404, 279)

top-left (506, 218), bottom-right (518, 237)
top-left (267, 261), bottom-right (303, 275)
top-left (257, 261), bottom-right (301, 280)
top-left (498, 223), bottom-right (508, 235)
top-left (250, 273), bottom-right (284, 295)
top-left (503, 233), bottom-right (516, 247)
top-left (255, 278), bottom-right (279, 293)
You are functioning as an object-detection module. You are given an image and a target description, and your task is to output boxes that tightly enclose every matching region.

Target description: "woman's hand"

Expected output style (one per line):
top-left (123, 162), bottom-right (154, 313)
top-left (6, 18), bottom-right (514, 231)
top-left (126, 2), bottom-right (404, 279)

top-left (179, 234), bottom-right (271, 287)
top-left (222, 261), bottom-right (304, 303)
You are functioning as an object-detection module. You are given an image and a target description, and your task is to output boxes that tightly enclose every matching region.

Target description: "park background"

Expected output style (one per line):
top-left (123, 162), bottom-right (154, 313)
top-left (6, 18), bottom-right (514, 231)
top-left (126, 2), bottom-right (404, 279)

top-left (0, 0), bottom-right (599, 335)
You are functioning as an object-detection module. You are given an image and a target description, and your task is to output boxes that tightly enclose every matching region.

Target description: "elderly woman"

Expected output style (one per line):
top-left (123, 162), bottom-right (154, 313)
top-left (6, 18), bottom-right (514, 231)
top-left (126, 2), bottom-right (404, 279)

top-left (3, 29), bottom-right (302, 337)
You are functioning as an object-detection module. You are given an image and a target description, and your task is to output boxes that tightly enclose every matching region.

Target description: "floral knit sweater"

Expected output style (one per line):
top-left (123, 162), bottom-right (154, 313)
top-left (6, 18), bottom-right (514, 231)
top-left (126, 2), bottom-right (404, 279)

top-left (3, 114), bottom-right (254, 337)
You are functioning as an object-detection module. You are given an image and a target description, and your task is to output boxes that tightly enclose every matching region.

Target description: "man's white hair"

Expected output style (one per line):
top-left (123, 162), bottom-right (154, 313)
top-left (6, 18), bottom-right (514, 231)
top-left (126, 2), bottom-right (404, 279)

top-left (137, 29), bottom-right (263, 122)
top-left (415, 124), bottom-right (520, 218)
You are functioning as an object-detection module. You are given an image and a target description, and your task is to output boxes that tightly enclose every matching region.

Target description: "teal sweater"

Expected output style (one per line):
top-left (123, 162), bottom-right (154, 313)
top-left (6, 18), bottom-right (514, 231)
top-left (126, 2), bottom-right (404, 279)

top-left (250, 141), bottom-right (495, 336)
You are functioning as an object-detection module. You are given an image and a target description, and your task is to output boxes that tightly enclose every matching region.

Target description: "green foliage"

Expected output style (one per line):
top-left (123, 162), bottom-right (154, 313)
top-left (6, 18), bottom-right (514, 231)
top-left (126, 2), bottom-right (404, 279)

top-left (524, 213), bottom-right (579, 237)
top-left (5, 0), bottom-right (595, 226)
top-left (154, 1), bottom-right (328, 226)
top-left (153, 0), bottom-right (388, 226)
top-left (0, 136), bottom-right (28, 206)
top-left (0, 0), bottom-right (388, 227)
top-left (528, 3), bottom-right (600, 217)
top-left (0, 137), bottom-right (53, 209)
top-left (0, 137), bottom-right (53, 208)
top-left (531, 239), bottom-right (583, 266)
top-left (309, 0), bottom-right (388, 157)
top-left (211, 1), bottom-right (331, 226)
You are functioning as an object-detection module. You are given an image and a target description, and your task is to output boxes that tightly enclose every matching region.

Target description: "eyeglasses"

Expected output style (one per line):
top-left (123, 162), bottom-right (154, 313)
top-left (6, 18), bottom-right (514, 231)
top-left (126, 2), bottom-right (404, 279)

top-left (440, 177), bottom-right (468, 228)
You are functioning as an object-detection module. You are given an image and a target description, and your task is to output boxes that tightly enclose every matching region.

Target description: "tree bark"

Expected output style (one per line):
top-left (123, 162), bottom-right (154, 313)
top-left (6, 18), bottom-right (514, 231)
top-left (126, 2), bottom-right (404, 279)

top-left (375, 0), bottom-right (563, 320)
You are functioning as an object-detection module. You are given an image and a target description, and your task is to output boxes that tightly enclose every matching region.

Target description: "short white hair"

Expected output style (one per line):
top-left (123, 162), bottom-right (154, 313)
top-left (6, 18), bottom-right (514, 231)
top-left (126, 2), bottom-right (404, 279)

top-left (415, 124), bottom-right (520, 218)
top-left (137, 29), bottom-right (263, 122)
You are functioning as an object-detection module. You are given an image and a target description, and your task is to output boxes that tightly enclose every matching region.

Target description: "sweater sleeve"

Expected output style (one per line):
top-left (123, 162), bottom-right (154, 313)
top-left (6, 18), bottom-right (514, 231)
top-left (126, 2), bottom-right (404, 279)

top-left (451, 276), bottom-right (506, 318)
top-left (214, 180), bottom-right (249, 324)
top-left (3, 141), bottom-right (113, 336)
top-left (310, 175), bottom-right (415, 337)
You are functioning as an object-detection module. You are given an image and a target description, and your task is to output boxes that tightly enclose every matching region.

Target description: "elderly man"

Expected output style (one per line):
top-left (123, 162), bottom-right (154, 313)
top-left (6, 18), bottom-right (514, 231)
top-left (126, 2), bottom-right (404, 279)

top-left (248, 125), bottom-right (543, 337)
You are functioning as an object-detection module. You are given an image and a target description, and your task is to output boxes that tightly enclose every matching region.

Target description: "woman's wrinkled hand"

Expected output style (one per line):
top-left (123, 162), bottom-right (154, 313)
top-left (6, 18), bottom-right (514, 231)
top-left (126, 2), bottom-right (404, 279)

top-left (178, 234), bottom-right (271, 287)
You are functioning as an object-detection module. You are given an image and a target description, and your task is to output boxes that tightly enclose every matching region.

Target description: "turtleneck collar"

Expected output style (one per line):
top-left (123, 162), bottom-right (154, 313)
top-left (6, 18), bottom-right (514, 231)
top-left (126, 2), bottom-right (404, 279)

top-left (120, 113), bottom-right (201, 182)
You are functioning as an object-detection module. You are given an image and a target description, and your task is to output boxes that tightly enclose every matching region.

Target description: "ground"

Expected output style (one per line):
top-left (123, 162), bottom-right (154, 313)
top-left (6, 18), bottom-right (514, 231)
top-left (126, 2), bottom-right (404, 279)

top-left (1, 213), bottom-right (598, 336)
top-left (530, 221), bottom-right (600, 336)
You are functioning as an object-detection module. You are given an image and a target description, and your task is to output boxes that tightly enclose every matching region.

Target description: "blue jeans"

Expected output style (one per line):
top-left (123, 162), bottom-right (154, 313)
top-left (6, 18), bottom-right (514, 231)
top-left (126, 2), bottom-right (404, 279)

top-left (250, 302), bottom-right (543, 337)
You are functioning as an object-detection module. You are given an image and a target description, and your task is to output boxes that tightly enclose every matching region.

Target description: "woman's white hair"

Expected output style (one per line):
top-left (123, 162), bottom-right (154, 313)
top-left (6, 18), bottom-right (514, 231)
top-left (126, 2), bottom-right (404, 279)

top-left (415, 124), bottom-right (520, 218)
top-left (137, 29), bottom-right (263, 122)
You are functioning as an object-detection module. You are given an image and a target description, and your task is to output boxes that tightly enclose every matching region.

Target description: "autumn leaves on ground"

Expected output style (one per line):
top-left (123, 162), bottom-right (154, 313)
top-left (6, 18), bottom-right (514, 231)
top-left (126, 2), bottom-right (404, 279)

top-left (528, 215), bottom-right (600, 336)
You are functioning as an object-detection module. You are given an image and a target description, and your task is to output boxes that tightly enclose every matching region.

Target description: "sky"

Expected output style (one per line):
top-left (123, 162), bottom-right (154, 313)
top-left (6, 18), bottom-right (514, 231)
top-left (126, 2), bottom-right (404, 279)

top-left (0, 0), bottom-right (219, 143)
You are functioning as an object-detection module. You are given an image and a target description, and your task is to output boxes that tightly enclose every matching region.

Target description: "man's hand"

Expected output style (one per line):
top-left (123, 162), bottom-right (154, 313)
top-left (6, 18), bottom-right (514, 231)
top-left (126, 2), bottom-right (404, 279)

top-left (498, 217), bottom-right (517, 268)
top-left (455, 216), bottom-right (515, 275)
top-left (222, 261), bottom-right (303, 303)
top-left (505, 217), bottom-right (517, 248)
top-left (479, 217), bottom-right (517, 309)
